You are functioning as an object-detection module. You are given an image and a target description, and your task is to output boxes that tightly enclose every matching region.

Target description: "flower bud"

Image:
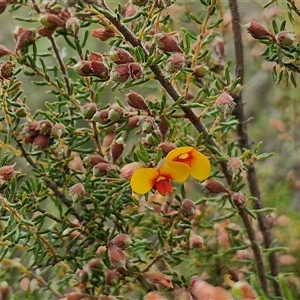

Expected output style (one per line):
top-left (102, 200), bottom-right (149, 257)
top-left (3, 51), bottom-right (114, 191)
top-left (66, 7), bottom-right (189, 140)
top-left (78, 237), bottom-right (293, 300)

top-left (106, 269), bottom-right (120, 286)
top-left (86, 258), bottom-right (102, 270)
top-left (0, 45), bottom-right (12, 58)
top-left (64, 292), bottom-right (88, 300)
top-left (193, 64), bottom-right (209, 78)
top-left (120, 162), bottom-right (143, 180)
top-left (125, 4), bottom-right (137, 17)
top-left (214, 38), bottom-right (226, 60)
top-left (0, 61), bottom-right (15, 79)
top-left (189, 235), bottom-right (203, 249)
top-left (92, 109), bottom-right (109, 124)
top-left (227, 157), bottom-right (243, 172)
top-left (158, 117), bottom-right (169, 139)
top-left (37, 120), bottom-right (53, 136)
top-left (66, 17), bottom-right (80, 35)
top-left (15, 28), bottom-right (36, 52)
top-left (215, 91), bottom-right (235, 115)
top-left (90, 61), bottom-right (110, 81)
top-left (51, 123), bottom-right (66, 138)
top-left (166, 52), bottom-right (185, 72)
top-left (126, 91), bottom-right (149, 111)
top-left (155, 33), bottom-right (183, 53)
top-left (108, 107), bottom-right (125, 122)
top-left (142, 271), bottom-right (173, 288)
top-left (39, 14), bottom-right (65, 28)
top-left (181, 199), bottom-right (196, 217)
top-left (139, 116), bottom-right (156, 134)
top-left (32, 134), bottom-right (51, 149)
top-left (0, 281), bottom-right (10, 300)
top-left (111, 138), bottom-right (124, 163)
top-left (275, 30), bottom-right (296, 47)
top-left (27, 121), bottom-right (40, 136)
top-left (244, 21), bottom-right (274, 40)
top-left (110, 234), bottom-right (132, 249)
top-left (0, 1), bottom-right (8, 15)
top-left (81, 103), bottom-right (97, 120)
top-left (203, 178), bottom-right (229, 194)
top-left (92, 162), bottom-right (119, 177)
top-left (129, 62), bottom-right (143, 80)
top-left (144, 291), bottom-right (167, 300)
top-left (109, 48), bottom-right (134, 64)
top-left (0, 163), bottom-right (16, 181)
top-left (37, 26), bottom-right (55, 37)
top-left (231, 192), bottom-right (246, 207)
top-left (83, 154), bottom-right (108, 167)
top-left (127, 115), bottom-right (140, 128)
top-left (16, 107), bottom-right (27, 117)
top-left (73, 61), bottom-right (92, 76)
top-left (92, 28), bottom-right (115, 41)
top-left (69, 183), bottom-right (85, 201)
top-left (108, 245), bottom-right (126, 268)
top-left (110, 64), bottom-right (130, 82)
top-left (88, 51), bottom-right (104, 62)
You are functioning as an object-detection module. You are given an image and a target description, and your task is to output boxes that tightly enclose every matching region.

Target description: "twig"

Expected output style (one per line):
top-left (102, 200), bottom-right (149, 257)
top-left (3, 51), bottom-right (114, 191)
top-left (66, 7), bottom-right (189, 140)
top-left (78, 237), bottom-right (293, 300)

top-left (228, 0), bottom-right (282, 297)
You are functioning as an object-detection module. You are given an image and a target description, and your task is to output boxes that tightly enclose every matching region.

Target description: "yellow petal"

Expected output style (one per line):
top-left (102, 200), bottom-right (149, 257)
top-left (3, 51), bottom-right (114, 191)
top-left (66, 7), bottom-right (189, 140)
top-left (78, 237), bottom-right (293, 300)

top-left (159, 162), bottom-right (190, 182)
top-left (189, 149), bottom-right (211, 181)
top-left (166, 146), bottom-right (194, 164)
top-left (130, 168), bottom-right (158, 194)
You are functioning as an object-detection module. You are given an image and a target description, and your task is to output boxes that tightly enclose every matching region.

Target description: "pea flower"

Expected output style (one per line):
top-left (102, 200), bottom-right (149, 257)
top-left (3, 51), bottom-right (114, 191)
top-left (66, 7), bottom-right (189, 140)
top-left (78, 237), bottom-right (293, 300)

top-left (166, 146), bottom-right (211, 181)
top-left (130, 162), bottom-right (190, 196)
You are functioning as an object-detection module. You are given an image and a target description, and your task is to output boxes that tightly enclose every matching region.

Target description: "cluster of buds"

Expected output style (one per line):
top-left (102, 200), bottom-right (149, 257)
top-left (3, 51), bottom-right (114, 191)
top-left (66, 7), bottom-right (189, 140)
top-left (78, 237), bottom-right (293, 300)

top-left (74, 52), bottom-right (109, 81)
top-left (24, 120), bottom-right (65, 149)
top-left (155, 32), bottom-right (183, 53)
top-left (0, 61), bottom-right (15, 79)
top-left (13, 26), bottom-right (36, 53)
top-left (108, 48), bottom-right (143, 82)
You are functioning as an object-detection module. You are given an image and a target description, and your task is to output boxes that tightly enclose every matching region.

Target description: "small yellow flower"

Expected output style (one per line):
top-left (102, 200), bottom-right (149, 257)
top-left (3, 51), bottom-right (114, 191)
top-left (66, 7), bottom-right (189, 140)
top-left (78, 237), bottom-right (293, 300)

top-left (130, 162), bottom-right (190, 195)
top-left (166, 146), bottom-right (210, 181)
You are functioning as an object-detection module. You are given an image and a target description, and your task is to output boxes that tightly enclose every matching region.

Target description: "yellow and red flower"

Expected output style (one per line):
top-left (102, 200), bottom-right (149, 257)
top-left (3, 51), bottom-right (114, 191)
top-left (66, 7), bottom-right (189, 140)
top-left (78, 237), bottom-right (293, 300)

top-left (130, 162), bottom-right (190, 196)
top-left (130, 146), bottom-right (211, 195)
top-left (166, 146), bottom-right (210, 181)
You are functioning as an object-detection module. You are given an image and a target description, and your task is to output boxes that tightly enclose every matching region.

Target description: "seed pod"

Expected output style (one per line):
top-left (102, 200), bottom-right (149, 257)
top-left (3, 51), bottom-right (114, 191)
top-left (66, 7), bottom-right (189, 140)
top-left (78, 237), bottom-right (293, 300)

top-left (215, 91), bottom-right (235, 115)
top-left (142, 271), bottom-right (173, 288)
top-left (0, 281), bottom-right (10, 300)
top-left (37, 26), bottom-right (55, 37)
top-left (27, 121), bottom-right (40, 136)
top-left (64, 292), bottom-right (88, 300)
top-left (193, 64), bottom-right (209, 78)
top-left (227, 157), bottom-right (243, 172)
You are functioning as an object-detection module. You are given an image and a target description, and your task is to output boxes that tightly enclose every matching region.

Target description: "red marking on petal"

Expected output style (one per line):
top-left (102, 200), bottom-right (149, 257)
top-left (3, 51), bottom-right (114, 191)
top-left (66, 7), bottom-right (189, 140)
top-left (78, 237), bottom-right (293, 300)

top-left (154, 179), bottom-right (173, 196)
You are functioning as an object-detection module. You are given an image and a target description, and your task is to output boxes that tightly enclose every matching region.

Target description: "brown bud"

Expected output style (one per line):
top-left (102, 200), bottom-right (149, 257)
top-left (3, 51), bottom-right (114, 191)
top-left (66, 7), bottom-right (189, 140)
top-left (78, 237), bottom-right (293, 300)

top-left (142, 271), bottom-right (173, 288)
top-left (92, 28), bottom-right (115, 41)
top-left (81, 102), bottom-right (97, 120)
top-left (75, 269), bottom-right (89, 284)
top-left (108, 245), bottom-right (126, 267)
top-left (108, 106), bottom-right (125, 122)
top-left (69, 183), bottom-right (85, 201)
top-left (110, 64), bottom-right (130, 82)
top-left (214, 38), bottom-right (226, 59)
top-left (92, 109), bottom-right (109, 124)
top-left (27, 121), bottom-right (40, 136)
top-left (158, 142), bottom-right (176, 156)
top-left (203, 178), bottom-right (229, 194)
top-left (37, 26), bottom-right (55, 37)
top-left (51, 123), bottom-right (66, 138)
top-left (15, 28), bottom-right (36, 52)
top-left (106, 269), bottom-right (120, 286)
top-left (24, 134), bottom-right (35, 144)
top-left (39, 14), bottom-right (65, 28)
top-left (66, 17), bottom-right (80, 35)
top-left (275, 30), bottom-right (295, 47)
top-left (0, 163), bottom-right (16, 181)
top-left (93, 162), bottom-right (119, 177)
top-left (129, 62), bottom-right (143, 80)
top-left (0, 281), bottom-right (10, 300)
top-left (227, 157), bottom-right (243, 172)
top-left (181, 199), bottom-right (196, 217)
top-left (109, 48), bottom-right (134, 64)
top-left (120, 162), bottom-right (143, 180)
top-left (84, 154), bottom-right (108, 167)
top-left (37, 120), bottom-right (53, 136)
top-left (125, 4), bottom-right (137, 17)
top-left (0, 61), bottom-right (15, 79)
top-left (244, 21), bottom-right (274, 40)
top-left (166, 52), bottom-right (185, 72)
top-left (32, 134), bottom-right (51, 149)
top-left (73, 60), bottom-right (93, 76)
top-left (86, 258), bottom-right (102, 270)
top-left (90, 61), bottom-right (110, 81)
top-left (140, 116), bottom-right (156, 134)
top-left (64, 292), bottom-right (88, 300)
top-left (189, 235), bottom-right (203, 249)
top-left (0, 45), bottom-right (12, 58)
top-left (231, 192), bottom-right (247, 207)
top-left (127, 115), bottom-right (140, 128)
top-left (158, 116), bottom-right (169, 140)
top-left (126, 91), bottom-right (149, 111)
top-left (193, 64), bottom-right (209, 78)
top-left (88, 51), bottom-right (104, 62)
top-left (0, 0), bottom-right (8, 15)
top-left (111, 138), bottom-right (124, 163)
top-left (155, 33), bottom-right (183, 53)
top-left (144, 291), bottom-right (168, 300)
top-left (110, 234), bottom-right (132, 249)
top-left (215, 91), bottom-right (235, 114)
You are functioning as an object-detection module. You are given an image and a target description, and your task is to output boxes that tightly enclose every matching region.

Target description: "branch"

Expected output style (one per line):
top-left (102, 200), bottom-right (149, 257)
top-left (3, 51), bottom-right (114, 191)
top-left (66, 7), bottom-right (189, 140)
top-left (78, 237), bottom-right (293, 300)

top-left (228, 0), bottom-right (282, 297)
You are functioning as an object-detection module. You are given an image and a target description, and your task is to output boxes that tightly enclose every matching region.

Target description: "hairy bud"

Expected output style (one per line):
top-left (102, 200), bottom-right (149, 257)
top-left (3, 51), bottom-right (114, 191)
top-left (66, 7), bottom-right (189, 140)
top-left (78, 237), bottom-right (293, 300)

top-left (120, 162), bottom-right (143, 180)
top-left (166, 52), bottom-right (185, 72)
top-left (203, 178), bottom-right (229, 194)
top-left (92, 28), bottom-right (115, 41)
top-left (275, 30), bottom-right (295, 47)
top-left (189, 235), bottom-right (204, 249)
top-left (109, 48), bottom-right (134, 64)
top-left (0, 61), bottom-right (15, 79)
top-left (69, 183), bottom-right (85, 201)
top-left (126, 91), bottom-right (149, 112)
top-left (110, 64), bottom-right (130, 82)
top-left (244, 21), bottom-right (274, 40)
top-left (0, 163), bottom-right (16, 181)
top-left (81, 103), bottom-right (97, 120)
top-left (181, 199), bottom-right (196, 217)
top-left (155, 33), bottom-right (183, 53)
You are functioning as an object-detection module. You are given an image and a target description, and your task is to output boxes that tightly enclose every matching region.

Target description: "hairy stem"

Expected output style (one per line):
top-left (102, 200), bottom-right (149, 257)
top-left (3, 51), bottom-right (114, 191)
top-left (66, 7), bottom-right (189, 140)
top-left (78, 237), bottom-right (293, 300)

top-left (228, 0), bottom-right (282, 297)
